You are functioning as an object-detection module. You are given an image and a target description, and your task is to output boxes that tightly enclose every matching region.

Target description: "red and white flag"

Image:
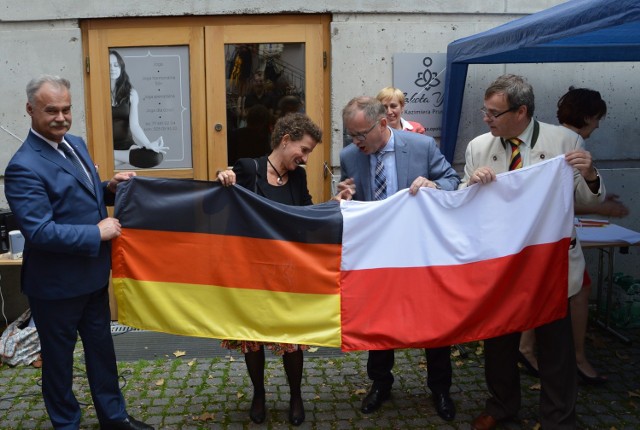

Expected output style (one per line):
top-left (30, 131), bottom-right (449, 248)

top-left (340, 155), bottom-right (574, 350)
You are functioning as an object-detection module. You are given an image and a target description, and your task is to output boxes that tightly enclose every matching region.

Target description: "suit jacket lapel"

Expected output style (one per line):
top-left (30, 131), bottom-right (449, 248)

top-left (393, 131), bottom-right (410, 189)
top-left (29, 133), bottom-right (97, 196)
top-left (254, 156), bottom-right (267, 197)
top-left (356, 151), bottom-right (372, 201)
top-left (66, 140), bottom-right (98, 197)
top-left (29, 133), bottom-right (74, 175)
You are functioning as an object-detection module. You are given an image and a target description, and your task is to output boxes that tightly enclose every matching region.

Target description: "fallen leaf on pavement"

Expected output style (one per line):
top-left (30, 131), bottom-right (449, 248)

top-left (173, 350), bottom-right (186, 358)
top-left (192, 412), bottom-right (215, 422)
top-left (155, 378), bottom-right (165, 386)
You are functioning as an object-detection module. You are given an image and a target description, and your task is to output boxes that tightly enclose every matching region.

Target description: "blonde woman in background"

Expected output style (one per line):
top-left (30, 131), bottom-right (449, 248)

top-left (376, 86), bottom-right (426, 134)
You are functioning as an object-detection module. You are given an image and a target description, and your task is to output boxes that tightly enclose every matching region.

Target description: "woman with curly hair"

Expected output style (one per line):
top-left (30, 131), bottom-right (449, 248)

top-left (217, 113), bottom-right (349, 426)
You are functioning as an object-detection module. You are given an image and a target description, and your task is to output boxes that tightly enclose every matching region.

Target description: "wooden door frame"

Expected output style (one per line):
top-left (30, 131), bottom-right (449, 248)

top-left (205, 15), bottom-right (331, 201)
top-left (81, 15), bottom-right (331, 201)
top-left (82, 19), bottom-right (208, 180)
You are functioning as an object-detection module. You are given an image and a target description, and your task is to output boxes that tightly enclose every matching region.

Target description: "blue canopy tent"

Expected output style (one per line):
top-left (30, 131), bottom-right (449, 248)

top-left (441, 0), bottom-right (640, 163)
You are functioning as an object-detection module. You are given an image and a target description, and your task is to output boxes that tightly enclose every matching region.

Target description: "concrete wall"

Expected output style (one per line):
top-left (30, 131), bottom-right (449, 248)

top-left (0, 1), bottom-right (563, 21)
top-left (0, 1), bottom-right (565, 204)
top-left (329, 12), bottom-right (511, 166)
top-left (1, 0), bottom-right (638, 279)
top-left (0, 20), bottom-right (86, 209)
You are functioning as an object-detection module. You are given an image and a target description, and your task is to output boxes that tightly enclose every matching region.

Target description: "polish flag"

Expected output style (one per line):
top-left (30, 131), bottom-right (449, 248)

top-left (339, 155), bottom-right (574, 350)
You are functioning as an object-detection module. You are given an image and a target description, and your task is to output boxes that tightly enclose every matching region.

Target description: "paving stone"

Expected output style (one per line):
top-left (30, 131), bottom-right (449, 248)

top-left (1, 324), bottom-right (638, 429)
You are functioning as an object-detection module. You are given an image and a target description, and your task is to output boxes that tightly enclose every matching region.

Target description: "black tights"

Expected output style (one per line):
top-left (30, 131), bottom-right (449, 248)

top-left (244, 347), bottom-right (303, 395)
top-left (244, 347), bottom-right (304, 417)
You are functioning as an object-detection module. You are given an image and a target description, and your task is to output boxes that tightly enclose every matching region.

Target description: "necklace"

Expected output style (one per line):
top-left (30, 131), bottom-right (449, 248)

top-left (110, 88), bottom-right (117, 107)
top-left (267, 157), bottom-right (288, 185)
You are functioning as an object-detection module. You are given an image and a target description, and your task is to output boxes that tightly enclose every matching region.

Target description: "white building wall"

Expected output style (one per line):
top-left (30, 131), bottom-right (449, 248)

top-left (0, 1), bottom-right (563, 21)
top-left (1, 0), bottom-right (638, 277)
top-left (0, 0), bottom-right (566, 176)
top-left (329, 12), bottom-right (513, 166)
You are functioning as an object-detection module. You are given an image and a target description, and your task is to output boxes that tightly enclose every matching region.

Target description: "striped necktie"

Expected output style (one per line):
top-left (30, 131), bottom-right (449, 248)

top-left (373, 150), bottom-right (387, 200)
top-left (59, 142), bottom-right (95, 193)
top-left (508, 138), bottom-right (523, 171)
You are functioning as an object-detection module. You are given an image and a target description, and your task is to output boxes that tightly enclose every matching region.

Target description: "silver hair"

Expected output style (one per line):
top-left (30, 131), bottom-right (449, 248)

top-left (342, 96), bottom-right (386, 124)
top-left (26, 75), bottom-right (71, 104)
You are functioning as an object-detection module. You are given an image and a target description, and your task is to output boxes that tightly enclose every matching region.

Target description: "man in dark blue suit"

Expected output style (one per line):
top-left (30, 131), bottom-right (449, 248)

top-left (337, 96), bottom-right (460, 422)
top-left (4, 75), bottom-right (152, 430)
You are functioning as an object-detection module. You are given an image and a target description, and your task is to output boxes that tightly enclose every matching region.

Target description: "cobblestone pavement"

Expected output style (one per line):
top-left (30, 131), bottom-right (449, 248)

top-left (1, 324), bottom-right (639, 429)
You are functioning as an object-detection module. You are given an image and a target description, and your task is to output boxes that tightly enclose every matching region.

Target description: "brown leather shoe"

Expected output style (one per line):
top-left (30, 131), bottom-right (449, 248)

top-left (471, 412), bottom-right (498, 430)
top-left (31, 354), bottom-right (42, 368)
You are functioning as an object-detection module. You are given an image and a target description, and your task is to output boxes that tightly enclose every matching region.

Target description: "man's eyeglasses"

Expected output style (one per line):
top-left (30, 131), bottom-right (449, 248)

top-left (480, 106), bottom-right (518, 120)
top-left (349, 120), bottom-right (379, 142)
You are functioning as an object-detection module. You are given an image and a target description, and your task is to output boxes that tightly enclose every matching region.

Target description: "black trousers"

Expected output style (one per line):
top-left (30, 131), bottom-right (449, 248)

top-left (483, 307), bottom-right (577, 429)
top-left (367, 346), bottom-right (452, 395)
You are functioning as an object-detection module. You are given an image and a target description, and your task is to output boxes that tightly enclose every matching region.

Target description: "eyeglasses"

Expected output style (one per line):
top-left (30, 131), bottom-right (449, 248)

top-left (348, 120), bottom-right (380, 142)
top-left (480, 106), bottom-right (517, 120)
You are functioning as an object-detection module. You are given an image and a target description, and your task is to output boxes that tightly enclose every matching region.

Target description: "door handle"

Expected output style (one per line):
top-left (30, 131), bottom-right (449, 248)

top-left (323, 161), bottom-right (332, 179)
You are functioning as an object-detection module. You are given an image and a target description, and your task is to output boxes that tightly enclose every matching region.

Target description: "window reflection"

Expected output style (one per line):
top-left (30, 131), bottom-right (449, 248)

top-left (225, 43), bottom-right (305, 165)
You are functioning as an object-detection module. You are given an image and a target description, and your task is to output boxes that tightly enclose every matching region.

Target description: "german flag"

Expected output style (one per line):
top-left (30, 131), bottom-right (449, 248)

top-left (112, 178), bottom-right (344, 347)
top-left (113, 156), bottom-right (574, 351)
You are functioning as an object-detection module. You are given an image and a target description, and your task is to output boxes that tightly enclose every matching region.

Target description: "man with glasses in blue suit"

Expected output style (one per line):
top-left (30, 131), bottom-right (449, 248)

top-left (337, 95), bottom-right (460, 422)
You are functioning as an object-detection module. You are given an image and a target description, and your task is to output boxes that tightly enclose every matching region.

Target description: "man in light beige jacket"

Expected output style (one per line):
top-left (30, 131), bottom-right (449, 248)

top-left (461, 74), bottom-right (604, 430)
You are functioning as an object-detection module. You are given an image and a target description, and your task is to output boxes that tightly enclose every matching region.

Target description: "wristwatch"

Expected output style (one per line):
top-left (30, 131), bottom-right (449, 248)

top-left (585, 168), bottom-right (600, 185)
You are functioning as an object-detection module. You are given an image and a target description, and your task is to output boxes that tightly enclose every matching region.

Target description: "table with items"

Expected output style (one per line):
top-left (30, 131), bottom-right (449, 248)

top-left (577, 219), bottom-right (640, 344)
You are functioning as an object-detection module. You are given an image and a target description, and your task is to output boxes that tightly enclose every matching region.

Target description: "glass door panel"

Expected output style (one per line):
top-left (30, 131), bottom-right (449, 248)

top-left (108, 46), bottom-right (192, 170)
top-left (206, 19), bottom-right (329, 201)
top-left (82, 24), bottom-right (207, 180)
top-left (225, 43), bottom-right (305, 166)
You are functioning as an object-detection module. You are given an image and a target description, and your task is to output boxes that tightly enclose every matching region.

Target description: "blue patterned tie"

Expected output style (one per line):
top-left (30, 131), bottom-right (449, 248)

top-left (59, 142), bottom-right (95, 194)
top-left (374, 150), bottom-right (387, 200)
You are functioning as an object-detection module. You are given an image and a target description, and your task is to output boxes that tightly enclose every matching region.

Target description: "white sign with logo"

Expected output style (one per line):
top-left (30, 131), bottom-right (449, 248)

top-left (393, 53), bottom-right (446, 137)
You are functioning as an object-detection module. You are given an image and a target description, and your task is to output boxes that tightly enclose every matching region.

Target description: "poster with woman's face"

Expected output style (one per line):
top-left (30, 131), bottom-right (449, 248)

top-left (109, 46), bottom-right (192, 169)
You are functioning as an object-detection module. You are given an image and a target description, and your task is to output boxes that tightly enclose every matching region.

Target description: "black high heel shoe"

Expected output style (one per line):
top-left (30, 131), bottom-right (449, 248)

top-left (517, 351), bottom-right (539, 378)
top-left (289, 396), bottom-right (305, 426)
top-left (249, 391), bottom-right (266, 424)
top-left (577, 367), bottom-right (607, 385)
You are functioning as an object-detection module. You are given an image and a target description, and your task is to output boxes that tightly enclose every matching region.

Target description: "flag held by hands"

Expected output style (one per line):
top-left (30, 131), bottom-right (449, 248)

top-left (112, 155), bottom-right (574, 351)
